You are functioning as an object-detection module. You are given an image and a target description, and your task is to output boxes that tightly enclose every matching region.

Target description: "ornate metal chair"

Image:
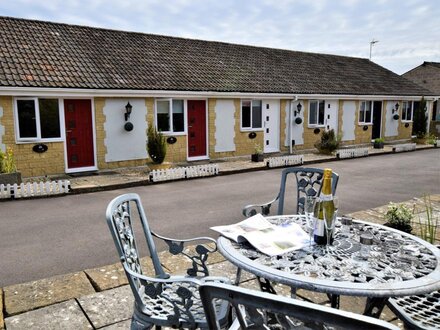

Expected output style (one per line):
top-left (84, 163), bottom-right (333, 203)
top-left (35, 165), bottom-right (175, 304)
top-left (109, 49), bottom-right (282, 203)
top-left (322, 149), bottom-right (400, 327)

top-left (106, 193), bottom-right (230, 329)
top-left (200, 282), bottom-right (399, 330)
top-left (242, 167), bottom-right (339, 217)
top-left (386, 245), bottom-right (440, 330)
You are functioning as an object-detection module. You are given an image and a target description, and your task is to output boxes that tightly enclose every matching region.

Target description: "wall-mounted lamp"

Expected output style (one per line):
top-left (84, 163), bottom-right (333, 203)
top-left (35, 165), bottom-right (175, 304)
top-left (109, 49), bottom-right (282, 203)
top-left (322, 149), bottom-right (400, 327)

top-left (392, 102), bottom-right (399, 114)
top-left (124, 102), bottom-right (132, 121)
top-left (294, 102), bottom-right (302, 116)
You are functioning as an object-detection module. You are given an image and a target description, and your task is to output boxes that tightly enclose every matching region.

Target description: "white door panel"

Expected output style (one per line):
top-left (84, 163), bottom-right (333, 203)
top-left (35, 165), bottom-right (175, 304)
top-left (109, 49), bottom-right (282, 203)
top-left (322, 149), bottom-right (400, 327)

top-left (325, 100), bottom-right (338, 133)
top-left (262, 100), bottom-right (280, 153)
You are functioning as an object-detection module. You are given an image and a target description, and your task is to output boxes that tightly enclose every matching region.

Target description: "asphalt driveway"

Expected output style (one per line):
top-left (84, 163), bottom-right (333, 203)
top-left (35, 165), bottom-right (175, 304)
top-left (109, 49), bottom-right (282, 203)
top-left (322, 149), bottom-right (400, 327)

top-left (0, 149), bottom-right (439, 286)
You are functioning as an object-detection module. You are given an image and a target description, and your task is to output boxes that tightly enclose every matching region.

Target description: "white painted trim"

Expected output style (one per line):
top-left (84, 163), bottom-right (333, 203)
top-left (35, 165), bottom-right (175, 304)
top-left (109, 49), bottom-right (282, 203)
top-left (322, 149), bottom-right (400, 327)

top-left (358, 100), bottom-right (374, 125)
top-left (154, 98), bottom-right (187, 135)
top-left (295, 95), bottom-right (435, 101)
top-left (63, 98), bottom-right (98, 173)
top-left (65, 165), bottom-right (97, 174)
top-left (1, 87), bottom-right (434, 101)
top-left (13, 97), bottom-right (64, 143)
top-left (187, 156), bottom-right (210, 161)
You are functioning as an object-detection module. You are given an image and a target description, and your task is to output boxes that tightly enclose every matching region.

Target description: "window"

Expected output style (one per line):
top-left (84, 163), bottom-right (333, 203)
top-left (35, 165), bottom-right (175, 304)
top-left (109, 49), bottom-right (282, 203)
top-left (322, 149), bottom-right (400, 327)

top-left (15, 98), bottom-right (61, 141)
top-left (309, 100), bottom-right (325, 126)
top-left (402, 101), bottom-right (413, 121)
top-left (155, 99), bottom-right (185, 133)
top-left (359, 101), bottom-right (372, 124)
top-left (241, 100), bottom-right (262, 130)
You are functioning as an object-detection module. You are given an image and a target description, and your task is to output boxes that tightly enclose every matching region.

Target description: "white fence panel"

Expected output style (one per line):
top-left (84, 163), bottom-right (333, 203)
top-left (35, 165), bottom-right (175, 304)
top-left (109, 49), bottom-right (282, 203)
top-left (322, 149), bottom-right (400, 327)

top-left (267, 155), bottom-right (304, 168)
top-left (0, 184), bottom-right (12, 199)
top-left (150, 164), bottom-right (219, 182)
top-left (337, 147), bottom-right (369, 159)
top-left (0, 180), bottom-right (71, 199)
top-left (392, 143), bottom-right (416, 153)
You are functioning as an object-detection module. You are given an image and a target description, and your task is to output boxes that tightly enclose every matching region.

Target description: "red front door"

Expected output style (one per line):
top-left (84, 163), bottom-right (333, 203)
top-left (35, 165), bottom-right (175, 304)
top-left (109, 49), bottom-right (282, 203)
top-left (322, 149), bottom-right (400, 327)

top-left (64, 99), bottom-right (95, 169)
top-left (187, 100), bottom-right (207, 158)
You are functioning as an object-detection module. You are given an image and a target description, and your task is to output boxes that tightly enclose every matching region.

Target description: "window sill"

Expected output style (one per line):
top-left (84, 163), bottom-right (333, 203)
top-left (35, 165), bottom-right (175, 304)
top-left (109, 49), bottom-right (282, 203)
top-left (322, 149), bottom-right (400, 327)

top-left (162, 132), bottom-right (186, 136)
top-left (358, 123), bottom-right (373, 126)
top-left (240, 128), bottom-right (264, 132)
top-left (16, 138), bottom-right (64, 144)
top-left (401, 120), bottom-right (413, 123)
top-left (307, 125), bottom-right (325, 128)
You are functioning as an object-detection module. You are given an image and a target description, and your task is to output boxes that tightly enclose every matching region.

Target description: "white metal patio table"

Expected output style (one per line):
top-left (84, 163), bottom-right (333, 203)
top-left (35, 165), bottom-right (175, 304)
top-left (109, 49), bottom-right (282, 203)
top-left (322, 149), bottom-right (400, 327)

top-left (217, 215), bottom-right (440, 318)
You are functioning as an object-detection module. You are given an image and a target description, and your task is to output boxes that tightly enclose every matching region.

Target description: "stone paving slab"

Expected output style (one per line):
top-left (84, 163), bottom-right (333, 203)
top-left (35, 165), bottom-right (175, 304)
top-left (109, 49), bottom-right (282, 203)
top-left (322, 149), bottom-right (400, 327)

top-left (4, 299), bottom-right (92, 330)
top-left (3, 272), bottom-right (95, 316)
top-left (78, 285), bottom-right (133, 329)
top-left (159, 244), bottom-right (226, 275)
top-left (100, 319), bottom-right (131, 329)
top-left (85, 257), bottom-right (155, 292)
top-left (85, 263), bottom-right (129, 292)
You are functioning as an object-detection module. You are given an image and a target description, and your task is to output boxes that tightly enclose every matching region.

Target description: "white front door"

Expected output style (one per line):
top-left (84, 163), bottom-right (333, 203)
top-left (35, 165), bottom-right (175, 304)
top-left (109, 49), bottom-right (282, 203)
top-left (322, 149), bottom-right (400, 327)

top-left (325, 100), bottom-right (338, 133)
top-left (262, 100), bottom-right (280, 153)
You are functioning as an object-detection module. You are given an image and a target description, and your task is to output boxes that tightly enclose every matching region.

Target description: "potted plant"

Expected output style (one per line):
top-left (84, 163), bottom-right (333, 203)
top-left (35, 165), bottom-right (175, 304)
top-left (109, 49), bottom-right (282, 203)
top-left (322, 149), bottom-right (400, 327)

top-left (384, 202), bottom-right (413, 233)
top-left (373, 137), bottom-right (384, 149)
top-left (147, 126), bottom-right (167, 164)
top-left (314, 129), bottom-right (341, 155)
top-left (251, 144), bottom-right (264, 162)
top-left (0, 147), bottom-right (21, 185)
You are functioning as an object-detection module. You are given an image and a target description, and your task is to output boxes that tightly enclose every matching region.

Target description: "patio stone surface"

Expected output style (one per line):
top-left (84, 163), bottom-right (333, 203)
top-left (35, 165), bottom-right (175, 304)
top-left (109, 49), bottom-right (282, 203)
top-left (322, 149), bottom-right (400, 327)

top-left (85, 263), bottom-right (129, 292)
top-left (85, 257), bottom-right (155, 292)
top-left (4, 300), bottom-right (92, 330)
top-left (78, 285), bottom-right (133, 329)
top-left (159, 245), bottom-right (225, 275)
top-left (99, 319), bottom-right (131, 329)
top-left (3, 272), bottom-right (95, 316)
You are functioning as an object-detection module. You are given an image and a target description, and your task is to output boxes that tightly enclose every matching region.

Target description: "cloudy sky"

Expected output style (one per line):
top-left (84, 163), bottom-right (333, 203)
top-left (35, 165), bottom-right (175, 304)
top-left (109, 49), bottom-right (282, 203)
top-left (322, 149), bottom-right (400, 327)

top-left (1, 0), bottom-right (438, 74)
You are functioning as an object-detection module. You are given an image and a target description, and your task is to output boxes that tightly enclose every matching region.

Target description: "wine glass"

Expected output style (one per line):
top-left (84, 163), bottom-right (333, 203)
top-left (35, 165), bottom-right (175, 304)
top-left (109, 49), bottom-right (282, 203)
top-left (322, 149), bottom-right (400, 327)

top-left (333, 196), bottom-right (339, 217)
top-left (304, 196), bottom-right (318, 249)
top-left (323, 204), bottom-right (337, 254)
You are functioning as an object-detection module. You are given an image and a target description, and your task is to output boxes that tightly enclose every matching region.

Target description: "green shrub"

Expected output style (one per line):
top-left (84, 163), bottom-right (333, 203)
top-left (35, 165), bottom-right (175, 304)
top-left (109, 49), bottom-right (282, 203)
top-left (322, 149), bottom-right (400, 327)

top-left (374, 138), bottom-right (384, 144)
top-left (384, 202), bottom-right (413, 233)
top-left (0, 147), bottom-right (16, 173)
top-left (426, 133), bottom-right (438, 145)
top-left (253, 143), bottom-right (263, 155)
top-left (147, 126), bottom-right (167, 164)
top-left (314, 129), bottom-right (341, 154)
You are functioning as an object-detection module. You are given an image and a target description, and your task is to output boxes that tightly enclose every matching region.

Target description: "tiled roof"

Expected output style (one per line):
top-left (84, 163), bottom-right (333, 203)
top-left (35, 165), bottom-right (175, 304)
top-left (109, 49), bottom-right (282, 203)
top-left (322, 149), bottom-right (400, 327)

top-left (402, 62), bottom-right (440, 95)
top-left (0, 16), bottom-right (432, 96)
top-left (424, 62), bottom-right (440, 69)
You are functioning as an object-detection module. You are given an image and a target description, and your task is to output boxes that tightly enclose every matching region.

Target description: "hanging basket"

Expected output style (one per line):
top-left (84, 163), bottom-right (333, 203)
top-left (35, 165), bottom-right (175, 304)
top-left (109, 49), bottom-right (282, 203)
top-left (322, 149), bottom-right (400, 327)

top-left (393, 114), bottom-right (400, 120)
top-left (295, 117), bottom-right (303, 125)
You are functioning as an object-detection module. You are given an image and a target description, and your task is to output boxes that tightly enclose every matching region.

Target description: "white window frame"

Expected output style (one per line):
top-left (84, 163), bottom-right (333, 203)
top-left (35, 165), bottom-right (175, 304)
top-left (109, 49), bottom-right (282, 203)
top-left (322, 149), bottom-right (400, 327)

top-left (154, 98), bottom-right (186, 135)
top-left (308, 100), bottom-right (325, 127)
top-left (359, 101), bottom-right (373, 124)
top-left (14, 97), bottom-right (63, 143)
top-left (401, 101), bottom-right (413, 122)
top-left (240, 99), bottom-right (263, 131)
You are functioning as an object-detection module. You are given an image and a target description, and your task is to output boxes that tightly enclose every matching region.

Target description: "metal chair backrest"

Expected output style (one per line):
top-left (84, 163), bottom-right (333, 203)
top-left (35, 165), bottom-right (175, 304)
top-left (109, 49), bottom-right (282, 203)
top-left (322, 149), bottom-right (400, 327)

top-left (200, 282), bottom-right (399, 330)
top-left (105, 193), bottom-right (168, 305)
top-left (278, 167), bottom-right (339, 214)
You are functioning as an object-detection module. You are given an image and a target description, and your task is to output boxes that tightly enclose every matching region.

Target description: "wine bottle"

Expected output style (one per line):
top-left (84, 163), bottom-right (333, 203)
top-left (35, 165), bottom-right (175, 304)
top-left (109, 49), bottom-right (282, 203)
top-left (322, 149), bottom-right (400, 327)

top-left (313, 168), bottom-right (335, 245)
